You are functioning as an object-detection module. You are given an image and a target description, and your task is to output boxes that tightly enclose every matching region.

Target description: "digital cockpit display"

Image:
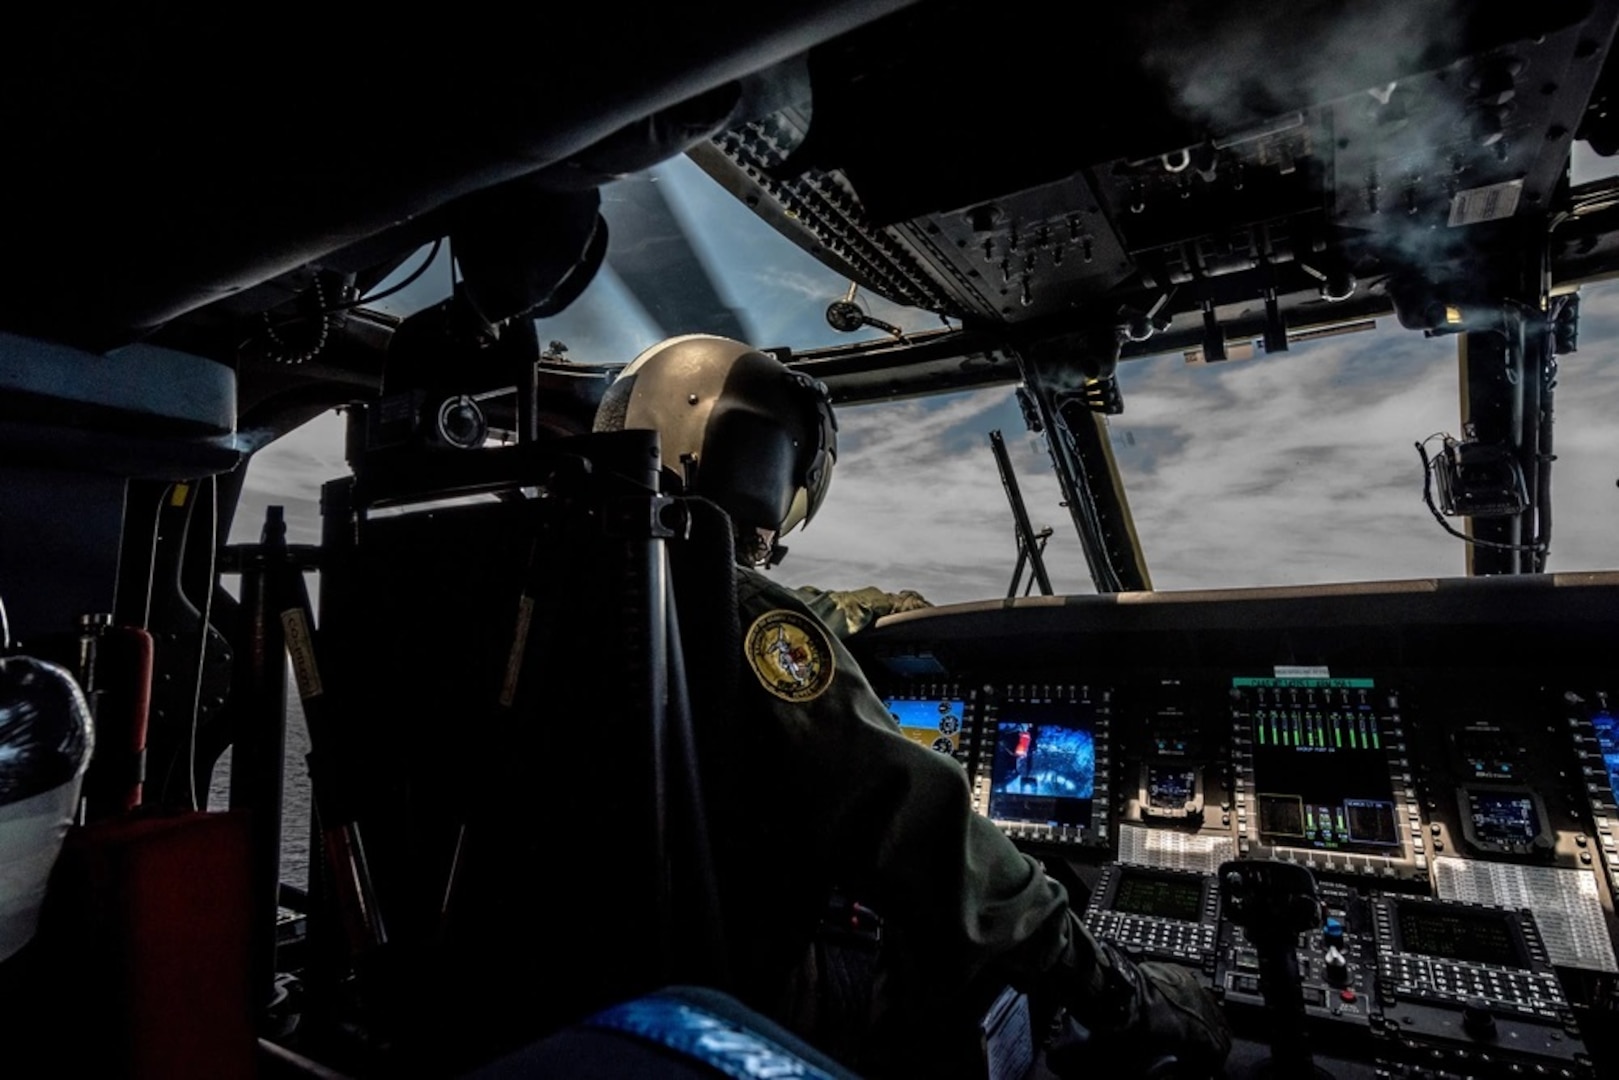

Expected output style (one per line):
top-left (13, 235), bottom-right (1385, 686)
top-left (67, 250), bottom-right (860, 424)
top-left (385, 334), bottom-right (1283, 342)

top-left (1111, 868), bottom-right (1204, 923)
top-left (1241, 676), bottom-right (1401, 856)
top-left (884, 696), bottom-right (966, 756)
top-left (1147, 765), bottom-right (1197, 810)
top-left (1466, 790), bottom-right (1541, 846)
top-left (1393, 900), bottom-right (1529, 968)
top-left (987, 699), bottom-right (1096, 829)
top-left (1592, 708), bottom-right (1619, 805)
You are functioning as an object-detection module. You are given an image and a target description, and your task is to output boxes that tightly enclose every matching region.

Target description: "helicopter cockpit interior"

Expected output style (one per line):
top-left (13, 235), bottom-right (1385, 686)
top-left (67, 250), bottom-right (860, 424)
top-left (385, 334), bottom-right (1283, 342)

top-left (3, 2), bottom-right (1619, 1078)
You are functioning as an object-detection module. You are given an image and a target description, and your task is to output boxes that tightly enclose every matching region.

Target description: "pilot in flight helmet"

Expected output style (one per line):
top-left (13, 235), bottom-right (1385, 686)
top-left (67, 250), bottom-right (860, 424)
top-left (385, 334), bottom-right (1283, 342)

top-left (593, 334), bottom-right (837, 566)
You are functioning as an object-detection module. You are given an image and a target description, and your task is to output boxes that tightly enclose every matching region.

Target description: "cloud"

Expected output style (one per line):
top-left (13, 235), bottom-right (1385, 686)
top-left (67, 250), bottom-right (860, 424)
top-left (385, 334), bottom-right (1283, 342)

top-left (232, 410), bottom-right (349, 546)
top-left (780, 283), bottom-right (1619, 600)
top-left (774, 388), bottom-right (1097, 603)
top-left (1103, 329), bottom-right (1477, 588)
top-left (244, 277), bottom-right (1619, 607)
top-left (1542, 329), bottom-right (1619, 573)
top-left (238, 179), bottom-right (1619, 608)
top-left (751, 266), bottom-right (837, 305)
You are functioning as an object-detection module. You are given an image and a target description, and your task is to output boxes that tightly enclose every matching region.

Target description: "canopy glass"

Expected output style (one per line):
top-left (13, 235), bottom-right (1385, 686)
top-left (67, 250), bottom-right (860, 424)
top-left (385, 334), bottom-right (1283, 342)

top-left (236, 153), bottom-right (1619, 603)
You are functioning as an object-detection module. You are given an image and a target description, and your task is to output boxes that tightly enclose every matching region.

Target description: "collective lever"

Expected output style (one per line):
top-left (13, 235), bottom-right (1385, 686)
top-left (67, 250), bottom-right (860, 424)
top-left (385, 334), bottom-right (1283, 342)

top-left (1218, 859), bottom-right (1334, 1080)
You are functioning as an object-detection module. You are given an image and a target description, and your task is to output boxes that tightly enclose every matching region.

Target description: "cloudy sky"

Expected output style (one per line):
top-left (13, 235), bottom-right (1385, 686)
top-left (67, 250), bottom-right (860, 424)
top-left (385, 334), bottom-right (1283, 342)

top-left (235, 155), bottom-right (1619, 607)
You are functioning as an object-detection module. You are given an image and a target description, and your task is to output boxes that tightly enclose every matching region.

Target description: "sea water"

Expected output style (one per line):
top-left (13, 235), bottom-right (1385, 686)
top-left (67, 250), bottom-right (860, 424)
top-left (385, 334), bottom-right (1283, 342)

top-left (207, 696), bottom-right (314, 892)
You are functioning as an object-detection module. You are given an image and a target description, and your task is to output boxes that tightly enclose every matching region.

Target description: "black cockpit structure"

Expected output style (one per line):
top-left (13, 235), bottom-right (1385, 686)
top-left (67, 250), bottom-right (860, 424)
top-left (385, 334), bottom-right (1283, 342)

top-left (5, 3), bottom-right (1619, 1078)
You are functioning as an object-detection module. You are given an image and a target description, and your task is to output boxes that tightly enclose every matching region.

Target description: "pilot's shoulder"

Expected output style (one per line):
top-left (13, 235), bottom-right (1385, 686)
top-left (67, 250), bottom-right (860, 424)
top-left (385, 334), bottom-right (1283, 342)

top-left (736, 567), bottom-right (824, 625)
top-left (736, 565), bottom-right (791, 603)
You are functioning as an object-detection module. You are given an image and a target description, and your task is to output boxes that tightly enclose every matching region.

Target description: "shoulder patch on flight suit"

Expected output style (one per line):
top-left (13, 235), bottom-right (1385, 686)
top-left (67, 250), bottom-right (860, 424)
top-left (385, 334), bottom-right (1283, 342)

top-left (743, 608), bottom-right (835, 703)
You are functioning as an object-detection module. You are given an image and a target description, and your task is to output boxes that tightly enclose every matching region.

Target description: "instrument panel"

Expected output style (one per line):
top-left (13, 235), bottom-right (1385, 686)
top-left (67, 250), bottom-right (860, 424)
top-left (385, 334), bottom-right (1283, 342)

top-left (861, 572), bottom-right (1619, 1078)
top-left (1230, 676), bottom-right (1426, 883)
top-left (878, 668), bottom-right (1616, 1077)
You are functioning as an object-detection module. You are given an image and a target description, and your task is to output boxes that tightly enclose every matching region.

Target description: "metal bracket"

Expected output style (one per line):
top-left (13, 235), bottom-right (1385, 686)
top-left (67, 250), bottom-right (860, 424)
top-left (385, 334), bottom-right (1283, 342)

top-left (605, 494), bottom-right (688, 541)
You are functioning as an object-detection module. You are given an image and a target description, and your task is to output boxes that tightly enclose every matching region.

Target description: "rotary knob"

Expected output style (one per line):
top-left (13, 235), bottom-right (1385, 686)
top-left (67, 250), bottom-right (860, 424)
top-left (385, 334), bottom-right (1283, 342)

top-left (1462, 997), bottom-right (1498, 1040)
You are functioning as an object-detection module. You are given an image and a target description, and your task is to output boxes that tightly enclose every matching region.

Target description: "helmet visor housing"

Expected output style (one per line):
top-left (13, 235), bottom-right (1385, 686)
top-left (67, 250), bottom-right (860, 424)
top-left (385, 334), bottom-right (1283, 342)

top-left (594, 334), bottom-right (837, 538)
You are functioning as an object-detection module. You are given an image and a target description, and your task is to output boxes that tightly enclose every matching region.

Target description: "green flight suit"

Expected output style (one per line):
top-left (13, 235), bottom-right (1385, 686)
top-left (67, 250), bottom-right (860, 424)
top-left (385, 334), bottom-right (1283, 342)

top-left (726, 568), bottom-right (1229, 1077)
top-left (729, 567), bottom-right (1092, 1070)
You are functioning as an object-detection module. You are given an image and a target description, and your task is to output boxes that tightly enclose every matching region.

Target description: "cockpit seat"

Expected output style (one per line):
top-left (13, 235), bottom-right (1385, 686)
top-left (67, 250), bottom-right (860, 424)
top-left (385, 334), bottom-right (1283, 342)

top-left (302, 433), bottom-right (759, 1068)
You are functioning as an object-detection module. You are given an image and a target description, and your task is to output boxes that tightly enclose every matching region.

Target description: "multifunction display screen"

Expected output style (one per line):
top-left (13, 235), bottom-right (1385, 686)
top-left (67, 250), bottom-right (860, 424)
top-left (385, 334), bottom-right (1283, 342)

top-left (1592, 708), bottom-right (1619, 805)
top-left (1241, 677), bottom-right (1401, 856)
top-left (883, 696), bottom-right (966, 756)
top-left (1111, 868), bottom-right (1204, 923)
top-left (1147, 765), bottom-right (1197, 810)
top-left (1466, 789), bottom-right (1541, 846)
top-left (987, 699), bottom-right (1096, 829)
top-left (1394, 901), bottom-right (1528, 968)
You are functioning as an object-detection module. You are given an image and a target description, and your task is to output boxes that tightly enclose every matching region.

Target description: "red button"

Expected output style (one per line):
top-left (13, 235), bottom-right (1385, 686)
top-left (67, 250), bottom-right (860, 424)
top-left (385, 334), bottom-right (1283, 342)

top-left (1340, 989), bottom-right (1357, 1003)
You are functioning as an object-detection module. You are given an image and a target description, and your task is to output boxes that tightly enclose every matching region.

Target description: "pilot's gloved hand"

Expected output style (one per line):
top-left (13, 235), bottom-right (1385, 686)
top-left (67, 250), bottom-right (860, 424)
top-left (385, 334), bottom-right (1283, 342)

top-left (1051, 941), bottom-right (1231, 1079)
top-left (793, 585), bottom-right (933, 639)
top-left (887, 589), bottom-right (931, 613)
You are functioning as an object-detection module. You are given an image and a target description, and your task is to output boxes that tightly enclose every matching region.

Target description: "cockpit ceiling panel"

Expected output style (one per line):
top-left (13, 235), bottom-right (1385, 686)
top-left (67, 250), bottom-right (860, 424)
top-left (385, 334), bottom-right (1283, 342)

top-left (689, 144), bottom-right (1133, 322)
top-left (0, 1), bottom-right (921, 347)
top-left (6, 0), bottom-right (1619, 363)
top-left (699, 0), bottom-right (1619, 326)
top-left (789, 1), bottom-right (1605, 224)
top-left (893, 173), bottom-right (1133, 322)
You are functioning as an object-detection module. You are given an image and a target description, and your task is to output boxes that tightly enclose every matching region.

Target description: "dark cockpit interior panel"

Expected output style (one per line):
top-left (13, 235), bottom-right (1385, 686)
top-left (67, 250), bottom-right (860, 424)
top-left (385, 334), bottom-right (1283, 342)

top-left (854, 572), bottom-right (1619, 1078)
top-left (10, 0), bottom-right (1619, 1076)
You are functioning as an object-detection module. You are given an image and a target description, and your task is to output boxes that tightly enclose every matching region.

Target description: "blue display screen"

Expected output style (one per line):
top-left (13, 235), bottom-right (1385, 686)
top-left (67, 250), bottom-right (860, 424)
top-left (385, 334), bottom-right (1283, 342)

top-left (1148, 765), bottom-right (1196, 809)
top-left (987, 699), bottom-right (1096, 828)
top-left (1467, 790), bottom-right (1540, 845)
top-left (883, 697), bottom-right (965, 755)
top-left (1593, 710), bottom-right (1619, 804)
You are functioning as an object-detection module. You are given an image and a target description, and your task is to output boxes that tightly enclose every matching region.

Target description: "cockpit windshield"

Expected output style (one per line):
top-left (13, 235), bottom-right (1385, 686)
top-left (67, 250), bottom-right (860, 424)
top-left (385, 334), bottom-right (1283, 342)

top-left (363, 154), bottom-right (943, 356)
top-left (240, 150), bottom-right (1619, 605)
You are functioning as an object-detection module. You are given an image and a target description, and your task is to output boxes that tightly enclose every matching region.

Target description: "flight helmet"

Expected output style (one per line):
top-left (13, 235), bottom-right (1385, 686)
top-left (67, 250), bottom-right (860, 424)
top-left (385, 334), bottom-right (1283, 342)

top-left (594, 334), bottom-right (837, 565)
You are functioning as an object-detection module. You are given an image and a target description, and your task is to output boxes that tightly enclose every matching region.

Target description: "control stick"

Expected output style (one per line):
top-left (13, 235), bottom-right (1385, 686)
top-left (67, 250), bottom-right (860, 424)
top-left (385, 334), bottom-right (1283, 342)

top-left (1218, 860), bottom-right (1332, 1080)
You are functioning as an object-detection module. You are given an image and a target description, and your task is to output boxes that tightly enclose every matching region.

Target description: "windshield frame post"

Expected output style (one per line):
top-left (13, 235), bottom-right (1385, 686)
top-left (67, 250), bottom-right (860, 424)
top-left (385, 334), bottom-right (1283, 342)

top-left (1014, 348), bottom-right (1152, 593)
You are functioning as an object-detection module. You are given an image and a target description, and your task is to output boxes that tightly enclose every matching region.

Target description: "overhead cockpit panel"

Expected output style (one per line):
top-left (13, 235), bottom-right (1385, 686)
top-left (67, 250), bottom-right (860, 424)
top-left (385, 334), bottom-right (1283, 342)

top-left (692, 0), bottom-right (1619, 362)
